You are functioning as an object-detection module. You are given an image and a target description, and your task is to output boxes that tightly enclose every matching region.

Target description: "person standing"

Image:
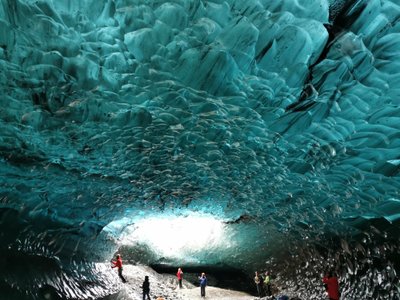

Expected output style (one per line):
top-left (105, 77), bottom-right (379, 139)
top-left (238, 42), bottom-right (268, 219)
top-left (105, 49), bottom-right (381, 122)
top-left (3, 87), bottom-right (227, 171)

top-left (199, 272), bottom-right (207, 298)
top-left (176, 267), bottom-right (184, 288)
top-left (323, 271), bottom-right (340, 300)
top-left (254, 271), bottom-right (264, 298)
top-left (111, 254), bottom-right (126, 283)
top-left (264, 271), bottom-right (272, 296)
top-left (142, 276), bottom-right (150, 300)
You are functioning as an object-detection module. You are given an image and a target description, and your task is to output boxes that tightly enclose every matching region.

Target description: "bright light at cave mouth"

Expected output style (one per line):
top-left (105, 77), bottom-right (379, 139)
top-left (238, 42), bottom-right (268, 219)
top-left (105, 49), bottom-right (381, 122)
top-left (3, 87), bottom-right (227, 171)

top-left (121, 214), bottom-right (226, 258)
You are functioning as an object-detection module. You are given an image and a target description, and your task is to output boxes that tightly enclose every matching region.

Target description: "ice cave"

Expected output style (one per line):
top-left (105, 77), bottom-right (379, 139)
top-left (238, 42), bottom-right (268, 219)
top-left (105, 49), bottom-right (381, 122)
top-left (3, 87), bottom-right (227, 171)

top-left (1, 0), bottom-right (400, 299)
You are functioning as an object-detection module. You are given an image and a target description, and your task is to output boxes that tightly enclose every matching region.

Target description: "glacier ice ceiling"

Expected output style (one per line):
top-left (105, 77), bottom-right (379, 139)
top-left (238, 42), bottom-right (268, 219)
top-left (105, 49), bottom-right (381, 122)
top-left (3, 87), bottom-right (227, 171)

top-left (1, 0), bottom-right (400, 299)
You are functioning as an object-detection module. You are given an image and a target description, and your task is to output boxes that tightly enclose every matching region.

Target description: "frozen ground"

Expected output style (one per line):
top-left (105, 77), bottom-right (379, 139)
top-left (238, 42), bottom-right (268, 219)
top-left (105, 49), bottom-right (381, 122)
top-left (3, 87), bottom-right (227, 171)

top-left (177, 287), bottom-right (255, 300)
top-left (106, 264), bottom-right (257, 300)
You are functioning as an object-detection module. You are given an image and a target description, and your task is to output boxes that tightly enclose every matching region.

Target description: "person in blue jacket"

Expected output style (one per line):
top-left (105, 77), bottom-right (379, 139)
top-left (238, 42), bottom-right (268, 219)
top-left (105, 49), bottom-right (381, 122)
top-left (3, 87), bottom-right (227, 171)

top-left (198, 272), bottom-right (207, 298)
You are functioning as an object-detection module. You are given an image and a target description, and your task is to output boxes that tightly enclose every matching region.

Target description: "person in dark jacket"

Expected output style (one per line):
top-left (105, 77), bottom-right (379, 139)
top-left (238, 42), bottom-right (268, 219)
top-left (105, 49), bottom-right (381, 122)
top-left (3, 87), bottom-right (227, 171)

top-left (199, 272), bottom-right (207, 298)
top-left (111, 254), bottom-right (126, 283)
top-left (323, 271), bottom-right (340, 300)
top-left (142, 276), bottom-right (150, 300)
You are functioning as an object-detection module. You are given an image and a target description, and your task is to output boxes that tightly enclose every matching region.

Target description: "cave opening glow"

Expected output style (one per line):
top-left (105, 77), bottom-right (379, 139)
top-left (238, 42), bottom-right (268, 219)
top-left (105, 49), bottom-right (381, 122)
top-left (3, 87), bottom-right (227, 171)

top-left (119, 213), bottom-right (226, 259)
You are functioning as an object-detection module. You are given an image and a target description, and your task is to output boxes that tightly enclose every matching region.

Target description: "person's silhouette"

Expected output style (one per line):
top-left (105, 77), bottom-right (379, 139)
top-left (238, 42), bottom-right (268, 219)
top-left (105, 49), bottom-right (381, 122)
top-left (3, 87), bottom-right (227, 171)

top-left (142, 276), bottom-right (150, 300)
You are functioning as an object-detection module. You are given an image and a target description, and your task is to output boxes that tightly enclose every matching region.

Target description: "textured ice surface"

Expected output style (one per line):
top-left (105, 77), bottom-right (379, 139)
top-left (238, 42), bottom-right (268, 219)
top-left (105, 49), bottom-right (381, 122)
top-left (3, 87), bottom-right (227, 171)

top-left (1, 0), bottom-right (400, 299)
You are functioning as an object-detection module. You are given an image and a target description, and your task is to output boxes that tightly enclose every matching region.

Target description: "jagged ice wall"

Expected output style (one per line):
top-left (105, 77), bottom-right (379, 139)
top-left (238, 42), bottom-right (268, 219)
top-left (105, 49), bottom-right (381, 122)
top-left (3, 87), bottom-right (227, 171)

top-left (0, 0), bottom-right (400, 299)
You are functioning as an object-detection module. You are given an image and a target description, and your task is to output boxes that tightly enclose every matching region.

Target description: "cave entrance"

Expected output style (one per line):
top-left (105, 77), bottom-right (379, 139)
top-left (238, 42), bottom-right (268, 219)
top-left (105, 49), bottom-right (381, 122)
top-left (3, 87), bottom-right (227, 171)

top-left (117, 213), bottom-right (226, 260)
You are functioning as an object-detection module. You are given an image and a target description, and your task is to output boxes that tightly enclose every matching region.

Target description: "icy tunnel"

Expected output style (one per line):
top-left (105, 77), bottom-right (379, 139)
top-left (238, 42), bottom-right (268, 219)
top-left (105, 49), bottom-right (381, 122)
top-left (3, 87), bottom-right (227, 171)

top-left (0, 0), bottom-right (400, 299)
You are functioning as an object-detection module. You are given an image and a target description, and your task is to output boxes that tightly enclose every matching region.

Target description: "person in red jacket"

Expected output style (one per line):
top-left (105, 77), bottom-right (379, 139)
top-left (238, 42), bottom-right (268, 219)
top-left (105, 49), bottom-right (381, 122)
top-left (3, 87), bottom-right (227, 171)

top-left (323, 271), bottom-right (340, 300)
top-left (112, 254), bottom-right (127, 283)
top-left (176, 267), bottom-right (183, 288)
